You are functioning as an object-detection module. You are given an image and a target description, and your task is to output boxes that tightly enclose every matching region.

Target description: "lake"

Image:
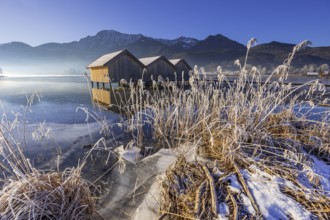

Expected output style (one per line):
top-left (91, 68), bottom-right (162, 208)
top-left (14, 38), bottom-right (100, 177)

top-left (0, 75), bottom-right (118, 124)
top-left (0, 75), bottom-right (124, 170)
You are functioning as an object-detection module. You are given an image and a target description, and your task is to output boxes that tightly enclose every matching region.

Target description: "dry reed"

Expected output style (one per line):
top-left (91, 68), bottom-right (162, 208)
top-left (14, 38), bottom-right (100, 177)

top-left (0, 111), bottom-right (100, 219)
top-left (116, 38), bottom-right (330, 219)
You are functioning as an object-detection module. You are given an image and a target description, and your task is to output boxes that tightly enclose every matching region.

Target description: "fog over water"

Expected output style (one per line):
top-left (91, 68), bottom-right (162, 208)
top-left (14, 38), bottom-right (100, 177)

top-left (0, 75), bottom-right (117, 124)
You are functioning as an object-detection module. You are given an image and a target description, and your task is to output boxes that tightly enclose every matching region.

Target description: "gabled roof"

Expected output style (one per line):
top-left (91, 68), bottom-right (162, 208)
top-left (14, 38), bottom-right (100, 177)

top-left (169, 58), bottom-right (192, 70)
top-left (87, 49), bottom-right (144, 68)
top-left (169, 58), bottom-right (182, 66)
top-left (139, 56), bottom-right (176, 69)
top-left (87, 50), bottom-right (124, 68)
top-left (139, 56), bottom-right (162, 66)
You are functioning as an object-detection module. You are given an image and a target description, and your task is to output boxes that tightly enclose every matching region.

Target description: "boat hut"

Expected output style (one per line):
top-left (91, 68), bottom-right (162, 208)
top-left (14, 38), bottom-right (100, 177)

top-left (139, 56), bottom-right (176, 82)
top-left (169, 58), bottom-right (192, 82)
top-left (87, 49), bottom-right (145, 105)
top-left (87, 49), bottom-right (146, 83)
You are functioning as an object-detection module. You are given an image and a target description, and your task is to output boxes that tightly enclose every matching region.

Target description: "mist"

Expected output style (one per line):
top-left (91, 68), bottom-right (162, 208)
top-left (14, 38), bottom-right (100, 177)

top-left (0, 60), bottom-right (88, 76)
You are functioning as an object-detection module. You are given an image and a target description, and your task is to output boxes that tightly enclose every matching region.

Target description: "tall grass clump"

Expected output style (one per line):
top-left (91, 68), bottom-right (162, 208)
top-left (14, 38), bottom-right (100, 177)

top-left (0, 106), bottom-right (100, 219)
top-left (117, 38), bottom-right (330, 218)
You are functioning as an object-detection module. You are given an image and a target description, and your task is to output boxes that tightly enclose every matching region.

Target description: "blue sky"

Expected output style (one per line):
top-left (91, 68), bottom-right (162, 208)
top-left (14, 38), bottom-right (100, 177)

top-left (0, 0), bottom-right (329, 46)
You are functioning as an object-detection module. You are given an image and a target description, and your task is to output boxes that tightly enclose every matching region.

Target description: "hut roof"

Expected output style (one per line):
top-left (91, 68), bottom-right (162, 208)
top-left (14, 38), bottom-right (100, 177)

top-left (169, 59), bottom-right (182, 66)
top-left (139, 56), bottom-right (162, 66)
top-left (169, 58), bottom-right (192, 70)
top-left (87, 49), bottom-right (144, 68)
top-left (139, 56), bottom-right (176, 69)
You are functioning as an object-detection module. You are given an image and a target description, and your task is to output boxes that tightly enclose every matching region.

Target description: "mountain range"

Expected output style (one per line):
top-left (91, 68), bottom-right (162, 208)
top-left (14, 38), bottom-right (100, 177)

top-left (1, 30), bottom-right (330, 74)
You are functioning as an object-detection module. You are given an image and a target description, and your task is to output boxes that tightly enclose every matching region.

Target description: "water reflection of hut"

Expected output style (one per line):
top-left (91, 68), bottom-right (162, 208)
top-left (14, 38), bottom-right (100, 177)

top-left (139, 56), bottom-right (176, 82)
top-left (87, 49), bottom-right (145, 105)
top-left (169, 58), bottom-right (192, 82)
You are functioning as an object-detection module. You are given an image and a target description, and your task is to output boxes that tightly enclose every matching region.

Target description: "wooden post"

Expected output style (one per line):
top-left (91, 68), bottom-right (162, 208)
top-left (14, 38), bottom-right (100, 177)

top-left (108, 82), bottom-right (112, 106)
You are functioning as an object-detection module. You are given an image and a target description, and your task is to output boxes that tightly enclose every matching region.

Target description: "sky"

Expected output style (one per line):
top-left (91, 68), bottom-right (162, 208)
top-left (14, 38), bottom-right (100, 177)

top-left (0, 0), bottom-right (329, 47)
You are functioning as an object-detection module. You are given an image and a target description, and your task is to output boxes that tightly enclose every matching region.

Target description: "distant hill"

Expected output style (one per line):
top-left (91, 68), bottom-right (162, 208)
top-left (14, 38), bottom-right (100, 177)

top-left (245, 41), bottom-right (330, 68)
top-left (0, 30), bottom-right (330, 74)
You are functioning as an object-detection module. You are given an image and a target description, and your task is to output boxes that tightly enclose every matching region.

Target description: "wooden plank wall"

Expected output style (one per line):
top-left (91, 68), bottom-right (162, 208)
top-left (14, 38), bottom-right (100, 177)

top-left (108, 55), bottom-right (145, 82)
top-left (92, 88), bottom-right (111, 105)
top-left (90, 67), bottom-right (109, 83)
top-left (147, 59), bottom-right (176, 81)
top-left (175, 61), bottom-right (191, 81)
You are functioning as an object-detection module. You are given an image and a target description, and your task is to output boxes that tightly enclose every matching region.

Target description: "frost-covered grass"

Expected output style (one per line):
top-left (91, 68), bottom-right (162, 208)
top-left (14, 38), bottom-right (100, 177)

top-left (0, 94), bottom-right (105, 219)
top-left (0, 125), bottom-right (102, 219)
top-left (117, 38), bottom-right (330, 219)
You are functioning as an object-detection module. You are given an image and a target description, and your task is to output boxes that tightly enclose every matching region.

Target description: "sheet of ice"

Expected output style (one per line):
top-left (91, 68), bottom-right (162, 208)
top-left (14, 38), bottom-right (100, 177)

top-left (98, 148), bottom-right (177, 219)
top-left (25, 119), bottom-right (119, 146)
top-left (133, 149), bottom-right (178, 219)
top-left (133, 177), bottom-right (162, 220)
top-left (115, 145), bottom-right (143, 164)
top-left (1, 113), bottom-right (122, 171)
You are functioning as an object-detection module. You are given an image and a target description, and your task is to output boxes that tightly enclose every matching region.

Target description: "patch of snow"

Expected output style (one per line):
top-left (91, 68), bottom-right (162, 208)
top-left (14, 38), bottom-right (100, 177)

top-left (241, 193), bottom-right (256, 215)
top-left (228, 174), bottom-right (242, 193)
top-left (176, 37), bottom-right (199, 48)
top-left (311, 156), bottom-right (330, 194)
top-left (155, 36), bottom-right (199, 48)
top-left (218, 202), bottom-right (230, 220)
top-left (242, 169), bottom-right (312, 220)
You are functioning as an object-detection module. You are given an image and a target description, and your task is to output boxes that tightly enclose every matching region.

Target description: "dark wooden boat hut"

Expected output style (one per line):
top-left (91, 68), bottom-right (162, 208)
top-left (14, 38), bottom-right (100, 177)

top-left (139, 56), bottom-right (176, 82)
top-left (87, 49), bottom-right (145, 105)
top-left (169, 58), bottom-right (192, 82)
top-left (87, 49), bottom-right (145, 83)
